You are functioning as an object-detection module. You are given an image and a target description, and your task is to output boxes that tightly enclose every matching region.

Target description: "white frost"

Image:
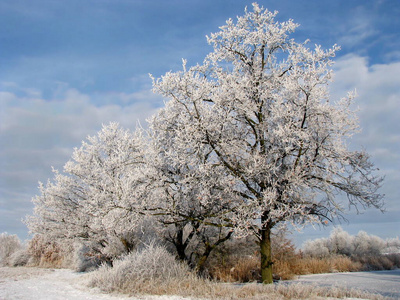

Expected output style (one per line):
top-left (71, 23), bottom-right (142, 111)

top-left (0, 267), bottom-right (192, 300)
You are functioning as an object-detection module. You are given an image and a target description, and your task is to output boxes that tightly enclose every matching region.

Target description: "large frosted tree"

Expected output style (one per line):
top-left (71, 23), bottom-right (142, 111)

top-left (26, 123), bottom-right (149, 259)
top-left (152, 3), bottom-right (384, 283)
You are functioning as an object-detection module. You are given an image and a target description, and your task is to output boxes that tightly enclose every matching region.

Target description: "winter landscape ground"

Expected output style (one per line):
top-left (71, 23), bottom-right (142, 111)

top-left (0, 267), bottom-right (399, 300)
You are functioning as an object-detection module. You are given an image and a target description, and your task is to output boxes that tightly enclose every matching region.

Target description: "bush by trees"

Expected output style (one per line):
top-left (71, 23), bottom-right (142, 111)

top-left (87, 241), bottom-right (201, 295)
top-left (302, 227), bottom-right (400, 271)
top-left (0, 233), bottom-right (24, 267)
top-left (303, 226), bottom-right (400, 259)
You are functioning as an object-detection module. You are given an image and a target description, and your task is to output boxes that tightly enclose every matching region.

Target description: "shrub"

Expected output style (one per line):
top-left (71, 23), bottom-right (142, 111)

top-left (328, 227), bottom-right (354, 256)
top-left (8, 249), bottom-right (31, 267)
top-left (206, 230), bottom-right (300, 282)
top-left (385, 253), bottom-right (400, 268)
top-left (271, 230), bottom-right (301, 280)
top-left (72, 243), bottom-right (103, 272)
top-left (301, 228), bottom-right (400, 273)
top-left (354, 255), bottom-right (395, 271)
top-left (26, 234), bottom-right (74, 268)
top-left (0, 232), bottom-right (24, 266)
top-left (383, 237), bottom-right (400, 254)
top-left (87, 242), bottom-right (204, 295)
top-left (209, 254), bottom-right (261, 282)
top-left (205, 235), bottom-right (260, 282)
top-left (302, 228), bottom-right (397, 259)
top-left (353, 231), bottom-right (385, 257)
top-left (302, 238), bottom-right (330, 258)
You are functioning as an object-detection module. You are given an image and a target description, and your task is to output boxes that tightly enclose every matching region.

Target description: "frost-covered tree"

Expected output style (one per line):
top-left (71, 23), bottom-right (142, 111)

top-left (145, 108), bottom-right (237, 271)
top-left (328, 226), bottom-right (354, 256)
top-left (26, 123), bottom-right (149, 259)
top-left (302, 228), bottom-right (398, 258)
top-left (152, 3), bottom-right (384, 283)
top-left (302, 237), bottom-right (330, 258)
top-left (353, 231), bottom-right (384, 257)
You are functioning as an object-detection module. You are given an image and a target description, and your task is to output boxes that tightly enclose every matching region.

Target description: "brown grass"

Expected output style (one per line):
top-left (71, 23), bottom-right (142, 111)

top-left (289, 256), bottom-right (362, 275)
top-left (209, 254), bottom-right (261, 282)
top-left (209, 253), bottom-right (365, 282)
top-left (26, 235), bottom-right (71, 268)
top-left (88, 268), bottom-right (387, 300)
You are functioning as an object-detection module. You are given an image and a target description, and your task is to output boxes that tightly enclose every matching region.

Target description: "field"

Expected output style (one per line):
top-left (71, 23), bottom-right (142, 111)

top-left (1, 266), bottom-right (398, 300)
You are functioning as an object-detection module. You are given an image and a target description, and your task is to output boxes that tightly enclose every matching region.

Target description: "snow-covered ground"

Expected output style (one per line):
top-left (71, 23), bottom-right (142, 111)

top-left (0, 267), bottom-right (399, 299)
top-left (292, 269), bottom-right (400, 299)
top-left (0, 267), bottom-right (188, 300)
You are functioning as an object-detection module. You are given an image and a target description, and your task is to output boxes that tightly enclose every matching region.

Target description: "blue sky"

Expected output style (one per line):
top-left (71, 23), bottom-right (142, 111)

top-left (0, 0), bottom-right (399, 246)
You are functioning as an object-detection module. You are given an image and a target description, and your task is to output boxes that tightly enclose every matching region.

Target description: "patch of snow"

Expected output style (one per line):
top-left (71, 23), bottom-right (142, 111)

top-left (0, 267), bottom-right (193, 300)
top-left (291, 269), bottom-right (400, 299)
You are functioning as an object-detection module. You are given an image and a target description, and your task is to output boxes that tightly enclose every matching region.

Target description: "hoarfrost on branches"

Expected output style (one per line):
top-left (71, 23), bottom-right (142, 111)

top-left (151, 3), bottom-right (384, 283)
top-left (26, 2), bottom-right (384, 284)
top-left (26, 123), bottom-right (149, 258)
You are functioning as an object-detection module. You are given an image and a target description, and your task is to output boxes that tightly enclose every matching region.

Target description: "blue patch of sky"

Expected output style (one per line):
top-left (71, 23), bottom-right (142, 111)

top-left (1, 0), bottom-right (399, 101)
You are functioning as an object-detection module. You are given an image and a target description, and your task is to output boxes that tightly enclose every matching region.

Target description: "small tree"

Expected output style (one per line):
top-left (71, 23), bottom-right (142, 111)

top-left (26, 123), bottom-right (148, 259)
top-left (152, 3), bottom-right (384, 283)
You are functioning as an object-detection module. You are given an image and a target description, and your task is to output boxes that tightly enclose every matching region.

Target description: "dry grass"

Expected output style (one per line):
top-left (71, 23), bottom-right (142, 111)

top-left (209, 255), bottom-right (261, 282)
top-left (209, 253), bottom-right (365, 282)
top-left (290, 255), bottom-right (362, 275)
top-left (27, 235), bottom-right (63, 267)
top-left (87, 243), bottom-right (387, 299)
top-left (88, 268), bottom-right (387, 299)
top-left (26, 235), bottom-right (75, 268)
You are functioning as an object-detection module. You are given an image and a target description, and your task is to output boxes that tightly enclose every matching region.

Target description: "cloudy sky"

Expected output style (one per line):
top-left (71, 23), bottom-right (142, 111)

top-left (0, 0), bottom-right (399, 246)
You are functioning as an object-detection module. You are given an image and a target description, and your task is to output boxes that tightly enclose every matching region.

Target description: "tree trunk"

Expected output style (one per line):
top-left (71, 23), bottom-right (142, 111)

top-left (196, 230), bottom-right (233, 275)
top-left (260, 225), bottom-right (273, 284)
top-left (174, 227), bottom-right (188, 262)
top-left (120, 237), bottom-right (135, 253)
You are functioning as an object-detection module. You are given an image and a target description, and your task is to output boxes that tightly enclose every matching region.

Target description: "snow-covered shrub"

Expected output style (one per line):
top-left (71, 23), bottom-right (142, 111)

top-left (352, 231), bottom-right (384, 257)
top-left (302, 238), bottom-right (330, 258)
top-left (73, 243), bottom-right (102, 272)
top-left (9, 248), bottom-right (30, 267)
top-left (383, 237), bottom-right (400, 254)
top-left (0, 232), bottom-right (24, 266)
top-left (327, 227), bottom-right (354, 256)
top-left (302, 228), bottom-right (391, 259)
top-left (88, 242), bottom-right (200, 295)
top-left (26, 234), bottom-right (74, 268)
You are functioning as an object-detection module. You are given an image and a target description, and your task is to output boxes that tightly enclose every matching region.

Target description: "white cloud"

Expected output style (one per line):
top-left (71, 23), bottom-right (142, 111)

top-left (332, 55), bottom-right (400, 148)
top-left (331, 54), bottom-right (400, 217)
